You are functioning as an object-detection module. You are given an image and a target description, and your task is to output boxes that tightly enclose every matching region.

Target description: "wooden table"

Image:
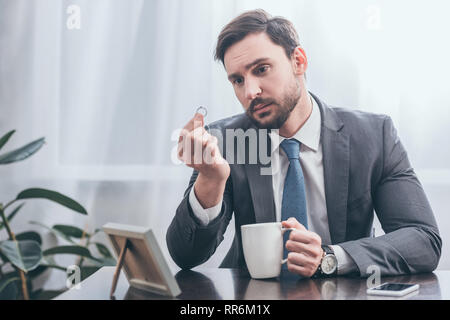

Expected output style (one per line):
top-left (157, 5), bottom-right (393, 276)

top-left (55, 267), bottom-right (450, 300)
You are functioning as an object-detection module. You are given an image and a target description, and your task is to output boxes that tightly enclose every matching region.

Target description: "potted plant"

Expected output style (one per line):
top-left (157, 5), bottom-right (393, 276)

top-left (0, 130), bottom-right (115, 299)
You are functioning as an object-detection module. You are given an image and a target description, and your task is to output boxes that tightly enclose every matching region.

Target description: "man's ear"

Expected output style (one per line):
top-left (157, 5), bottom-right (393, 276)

top-left (291, 47), bottom-right (308, 75)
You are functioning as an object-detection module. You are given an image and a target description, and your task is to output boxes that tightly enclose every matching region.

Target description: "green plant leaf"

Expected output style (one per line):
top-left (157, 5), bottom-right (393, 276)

top-left (27, 265), bottom-right (49, 279)
top-left (82, 255), bottom-right (116, 267)
top-left (0, 130), bottom-right (16, 151)
top-left (39, 256), bottom-right (67, 271)
top-left (16, 188), bottom-right (87, 215)
top-left (80, 266), bottom-right (101, 281)
top-left (15, 231), bottom-right (42, 245)
top-left (53, 224), bottom-right (88, 239)
top-left (39, 263), bottom-right (67, 272)
top-left (92, 242), bottom-right (113, 258)
top-left (0, 240), bottom-right (42, 272)
top-left (29, 221), bottom-right (76, 244)
top-left (0, 276), bottom-right (20, 294)
top-left (0, 272), bottom-right (21, 299)
top-left (0, 137), bottom-right (45, 164)
top-left (0, 272), bottom-right (21, 300)
top-left (0, 280), bottom-right (18, 299)
top-left (40, 255), bottom-right (57, 266)
top-left (43, 245), bottom-right (100, 262)
top-left (0, 248), bottom-right (9, 264)
top-left (0, 203), bottom-right (25, 230)
top-left (97, 256), bottom-right (116, 266)
top-left (27, 262), bottom-right (67, 281)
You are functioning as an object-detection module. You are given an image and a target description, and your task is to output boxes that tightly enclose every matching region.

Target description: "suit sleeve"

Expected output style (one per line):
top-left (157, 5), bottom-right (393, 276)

top-left (339, 116), bottom-right (442, 277)
top-left (166, 169), bottom-right (234, 269)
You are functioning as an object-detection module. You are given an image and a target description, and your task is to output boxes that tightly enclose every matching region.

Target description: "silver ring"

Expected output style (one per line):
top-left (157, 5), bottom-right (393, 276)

top-left (196, 106), bottom-right (208, 117)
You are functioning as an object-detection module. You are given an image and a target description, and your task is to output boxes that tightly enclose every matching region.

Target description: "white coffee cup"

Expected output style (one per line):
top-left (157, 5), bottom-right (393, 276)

top-left (241, 222), bottom-right (295, 279)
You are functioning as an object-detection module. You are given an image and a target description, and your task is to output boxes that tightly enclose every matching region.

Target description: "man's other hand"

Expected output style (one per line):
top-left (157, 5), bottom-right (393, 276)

top-left (282, 217), bottom-right (324, 277)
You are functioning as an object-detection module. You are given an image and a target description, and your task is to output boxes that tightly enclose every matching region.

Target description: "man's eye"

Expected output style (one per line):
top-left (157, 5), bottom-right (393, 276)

top-left (256, 66), bottom-right (269, 74)
top-left (233, 78), bottom-right (243, 85)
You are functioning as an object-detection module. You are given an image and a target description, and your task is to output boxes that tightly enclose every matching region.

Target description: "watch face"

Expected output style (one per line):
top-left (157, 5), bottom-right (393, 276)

top-left (321, 255), bottom-right (337, 274)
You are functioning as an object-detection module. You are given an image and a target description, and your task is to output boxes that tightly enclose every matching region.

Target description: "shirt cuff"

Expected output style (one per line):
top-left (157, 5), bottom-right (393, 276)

top-left (329, 245), bottom-right (358, 275)
top-left (188, 187), bottom-right (222, 226)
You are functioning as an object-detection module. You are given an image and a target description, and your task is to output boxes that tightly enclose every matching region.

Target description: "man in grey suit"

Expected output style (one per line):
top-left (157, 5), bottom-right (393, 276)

top-left (167, 9), bottom-right (441, 278)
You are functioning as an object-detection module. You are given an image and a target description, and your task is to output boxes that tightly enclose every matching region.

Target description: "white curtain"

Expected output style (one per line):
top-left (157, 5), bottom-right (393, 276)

top-left (1, 0), bottom-right (449, 289)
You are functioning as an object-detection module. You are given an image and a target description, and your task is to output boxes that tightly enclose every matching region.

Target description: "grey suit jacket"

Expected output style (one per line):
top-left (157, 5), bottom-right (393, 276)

top-left (166, 93), bottom-right (442, 277)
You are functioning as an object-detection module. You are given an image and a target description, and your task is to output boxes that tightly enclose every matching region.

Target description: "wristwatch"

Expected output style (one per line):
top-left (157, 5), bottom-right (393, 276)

top-left (314, 245), bottom-right (338, 277)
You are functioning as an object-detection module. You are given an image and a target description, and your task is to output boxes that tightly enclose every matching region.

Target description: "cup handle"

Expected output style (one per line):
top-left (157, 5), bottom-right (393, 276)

top-left (281, 227), bottom-right (296, 264)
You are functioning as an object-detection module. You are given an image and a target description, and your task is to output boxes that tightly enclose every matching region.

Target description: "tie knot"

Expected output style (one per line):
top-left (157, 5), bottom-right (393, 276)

top-left (280, 139), bottom-right (301, 160)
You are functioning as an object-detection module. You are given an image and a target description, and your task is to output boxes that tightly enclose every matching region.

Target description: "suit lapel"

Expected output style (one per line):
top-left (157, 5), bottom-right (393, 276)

top-left (322, 127), bottom-right (350, 244)
top-left (244, 127), bottom-right (276, 223)
top-left (245, 164), bottom-right (276, 223)
top-left (313, 93), bottom-right (350, 244)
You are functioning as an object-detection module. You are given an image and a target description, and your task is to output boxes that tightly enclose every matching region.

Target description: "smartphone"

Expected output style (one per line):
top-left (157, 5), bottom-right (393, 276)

top-left (366, 283), bottom-right (419, 297)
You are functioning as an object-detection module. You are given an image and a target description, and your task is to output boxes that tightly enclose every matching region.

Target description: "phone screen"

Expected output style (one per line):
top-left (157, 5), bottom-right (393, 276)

top-left (372, 283), bottom-right (416, 291)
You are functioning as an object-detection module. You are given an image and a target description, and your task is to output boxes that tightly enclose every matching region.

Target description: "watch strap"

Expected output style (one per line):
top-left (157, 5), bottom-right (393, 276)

top-left (322, 245), bottom-right (334, 255)
top-left (313, 245), bottom-right (337, 278)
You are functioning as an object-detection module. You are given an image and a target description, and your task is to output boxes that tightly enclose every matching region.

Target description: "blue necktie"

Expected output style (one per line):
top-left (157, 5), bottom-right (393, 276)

top-left (281, 139), bottom-right (308, 262)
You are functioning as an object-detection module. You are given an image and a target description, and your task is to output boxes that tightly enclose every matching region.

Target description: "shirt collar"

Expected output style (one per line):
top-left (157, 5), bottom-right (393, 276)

top-left (269, 94), bottom-right (321, 153)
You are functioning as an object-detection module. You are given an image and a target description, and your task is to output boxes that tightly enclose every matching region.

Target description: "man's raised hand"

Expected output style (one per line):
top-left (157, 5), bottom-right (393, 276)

top-left (178, 112), bottom-right (230, 183)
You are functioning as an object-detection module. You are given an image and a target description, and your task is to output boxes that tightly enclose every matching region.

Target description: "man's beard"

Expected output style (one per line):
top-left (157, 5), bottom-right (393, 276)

top-left (246, 79), bottom-right (301, 129)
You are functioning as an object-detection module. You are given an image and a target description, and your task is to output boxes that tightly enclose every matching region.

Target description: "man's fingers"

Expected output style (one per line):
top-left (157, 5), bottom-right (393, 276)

top-left (287, 252), bottom-right (320, 277)
top-left (288, 252), bottom-right (316, 267)
top-left (183, 113), bottom-right (204, 132)
top-left (178, 113), bottom-right (207, 163)
top-left (178, 127), bottom-right (207, 154)
top-left (286, 240), bottom-right (322, 258)
top-left (193, 113), bottom-right (204, 129)
top-left (287, 260), bottom-right (316, 277)
top-left (178, 127), bottom-right (190, 144)
top-left (281, 217), bottom-right (306, 231)
top-left (288, 229), bottom-right (321, 246)
top-left (178, 127), bottom-right (224, 166)
top-left (203, 136), bottom-right (219, 165)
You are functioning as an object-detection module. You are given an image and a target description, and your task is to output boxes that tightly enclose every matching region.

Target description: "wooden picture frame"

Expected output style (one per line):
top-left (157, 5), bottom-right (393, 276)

top-left (102, 222), bottom-right (181, 297)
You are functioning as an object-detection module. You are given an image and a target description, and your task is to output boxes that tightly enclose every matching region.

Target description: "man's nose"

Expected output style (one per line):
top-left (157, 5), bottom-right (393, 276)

top-left (244, 78), bottom-right (262, 101)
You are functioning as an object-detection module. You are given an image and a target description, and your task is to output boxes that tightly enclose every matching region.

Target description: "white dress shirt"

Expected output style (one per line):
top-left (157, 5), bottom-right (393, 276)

top-left (189, 95), bottom-right (357, 275)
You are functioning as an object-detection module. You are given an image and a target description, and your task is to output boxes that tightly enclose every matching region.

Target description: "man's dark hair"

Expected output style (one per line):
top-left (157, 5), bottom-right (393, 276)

top-left (214, 9), bottom-right (301, 65)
